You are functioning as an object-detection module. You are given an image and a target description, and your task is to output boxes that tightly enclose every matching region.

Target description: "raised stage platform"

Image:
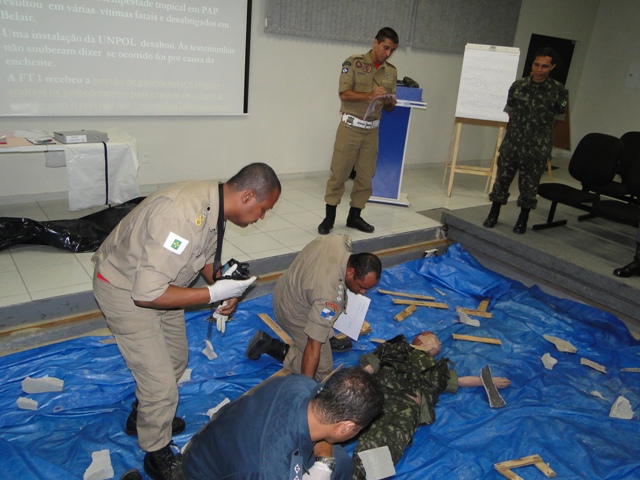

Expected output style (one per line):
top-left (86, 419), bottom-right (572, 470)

top-left (438, 202), bottom-right (640, 333)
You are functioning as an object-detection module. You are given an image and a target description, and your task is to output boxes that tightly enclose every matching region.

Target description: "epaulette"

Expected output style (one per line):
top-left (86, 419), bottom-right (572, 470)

top-left (345, 54), bottom-right (364, 65)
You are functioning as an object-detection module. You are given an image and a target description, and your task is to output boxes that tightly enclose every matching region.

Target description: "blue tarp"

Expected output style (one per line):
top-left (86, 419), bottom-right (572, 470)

top-left (1, 243), bottom-right (639, 479)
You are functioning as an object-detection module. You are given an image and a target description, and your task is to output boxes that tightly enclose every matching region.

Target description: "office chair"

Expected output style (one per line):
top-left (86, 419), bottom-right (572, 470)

top-left (589, 131), bottom-right (640, 204)
top-left (532, 133), bottom-right (624, 231)
top-left (592, 159), bottom-right (640, 228)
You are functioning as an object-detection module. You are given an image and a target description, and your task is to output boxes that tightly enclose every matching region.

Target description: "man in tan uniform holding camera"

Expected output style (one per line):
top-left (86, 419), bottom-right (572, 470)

top-left (92, 163), bottom-right (280, 480)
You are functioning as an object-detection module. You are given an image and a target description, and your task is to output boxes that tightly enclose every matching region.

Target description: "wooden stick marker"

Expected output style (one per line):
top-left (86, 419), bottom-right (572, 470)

top-left (452, 333), bottom-right (502, 346)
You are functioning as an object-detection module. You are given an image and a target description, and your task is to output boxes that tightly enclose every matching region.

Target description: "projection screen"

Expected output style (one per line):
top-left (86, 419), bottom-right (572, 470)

top-left (0, 0), bottom-right (251, 116)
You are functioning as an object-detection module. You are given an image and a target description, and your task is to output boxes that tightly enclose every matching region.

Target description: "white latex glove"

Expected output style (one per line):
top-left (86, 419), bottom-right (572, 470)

top-left (207, 276), bottom-right (256, 303)
top-left (214, 301), bottom-right (229, 333)
top-left (302, 461), bottom-right (332, 480)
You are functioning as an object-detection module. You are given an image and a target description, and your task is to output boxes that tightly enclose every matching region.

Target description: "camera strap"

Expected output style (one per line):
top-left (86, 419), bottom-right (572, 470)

top-left (213, 182), bottom-right (226, 274)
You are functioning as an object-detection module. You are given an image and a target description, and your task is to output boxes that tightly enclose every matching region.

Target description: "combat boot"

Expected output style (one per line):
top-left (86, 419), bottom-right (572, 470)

top-left (513, 208), bottom-right (530, 234)
top-left (613, 243), bottom-right (640, 277)
top-left (329, 335), bottom-right (352, 352)
top-left (346, 207), bottom-right (375, 233)
top-left (143, 443), bottom-right (178, 480)
top-left (125, 400), bottom-right (186, 436)
top-left (246, 331), bottom-right (289, 362)
top-left (318, 204), bottom-right (337, 235)
top-left (120, 470), bottom-right (143, 480)
top-left (483, 202), bottom-right (501, 228)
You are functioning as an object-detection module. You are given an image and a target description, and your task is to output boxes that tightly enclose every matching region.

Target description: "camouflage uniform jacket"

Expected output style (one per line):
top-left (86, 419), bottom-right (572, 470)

top-left (359, 335), bottom-right (458, 425)
top-left (500, 75), bottom-right (568, 161)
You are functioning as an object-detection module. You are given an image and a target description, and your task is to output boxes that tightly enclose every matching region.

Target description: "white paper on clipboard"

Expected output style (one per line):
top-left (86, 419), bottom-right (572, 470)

top-left (333, 290), bottom-right (370, 341)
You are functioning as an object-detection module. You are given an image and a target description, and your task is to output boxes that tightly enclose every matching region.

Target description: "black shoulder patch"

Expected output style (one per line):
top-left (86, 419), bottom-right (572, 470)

top-left (342, 60), bottom-right (352, 67)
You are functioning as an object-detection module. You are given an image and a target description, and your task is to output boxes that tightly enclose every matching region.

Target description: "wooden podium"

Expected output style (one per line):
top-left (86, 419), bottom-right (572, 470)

top-left (442, 117), bottom-right (507, 197)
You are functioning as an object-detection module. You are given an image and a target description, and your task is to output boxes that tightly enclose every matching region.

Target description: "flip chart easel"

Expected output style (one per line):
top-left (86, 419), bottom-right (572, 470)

top-left (444, 117), bottom-right (507, 197)
top-left (444, 44), bottom-right (519, 197)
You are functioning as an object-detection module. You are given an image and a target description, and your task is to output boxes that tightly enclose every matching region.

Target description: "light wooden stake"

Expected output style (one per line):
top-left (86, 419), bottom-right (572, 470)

top-left (378, 288), bottom-right (436, 301)
top-left (494, 454), bottom-right (556, 479)
top-left (258, 313), bottom-right (293, 345)
top-left (394, 305), bottom-right (417, 322)
top-left (452, 333), bottom-right (502, 345)
top-left (457, 307), bottom-right (493, 318)
top-left (392, 299), bottom-right (449, 309)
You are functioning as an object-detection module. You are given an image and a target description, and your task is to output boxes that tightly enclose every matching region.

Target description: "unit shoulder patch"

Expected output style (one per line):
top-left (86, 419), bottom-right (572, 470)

top-left (163, 232), bottom-right (189, 255)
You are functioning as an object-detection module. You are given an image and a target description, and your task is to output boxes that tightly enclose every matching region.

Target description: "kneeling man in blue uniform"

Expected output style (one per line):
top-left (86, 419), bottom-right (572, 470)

top-left (177, 368), bottom-right (383, 480)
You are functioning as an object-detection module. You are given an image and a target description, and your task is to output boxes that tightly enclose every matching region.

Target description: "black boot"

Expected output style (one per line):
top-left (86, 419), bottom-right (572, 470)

top-left (120, 470), bottom-right (143, 480)
top-left (125, 400), bottom-right (186, 436)
top-left (346, 207), bottom-right (375, 233)
top-left (246, 331), bottom-right (289, 362)
top-left (143, 444), bottom-right (178, 480)
top-left (513, 208), bottom-right (530, 234)
top-left (329, 335), bottom-right (353, 352)
top-left (318, 204), bottom-right (337, 235)
top-left (613, 243), bottom-right (640, 277)
top-left (483, 202), bottom-right (501, 228)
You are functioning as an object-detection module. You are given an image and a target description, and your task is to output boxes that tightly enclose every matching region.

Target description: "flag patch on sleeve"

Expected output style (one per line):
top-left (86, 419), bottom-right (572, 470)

top-left (320, 302), bottom-right (338, 321)
top-left (163, 232), bottom-right (189, 255)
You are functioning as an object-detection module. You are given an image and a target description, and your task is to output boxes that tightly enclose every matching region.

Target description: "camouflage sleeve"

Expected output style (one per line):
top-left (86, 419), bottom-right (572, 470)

top-left (554, 87), bottom-right (569, 121)
top-left (445, 369), bottom-right (459, 394)
top-left (503, 81), bottom-right (517, 114)
top-left (359, 352), bottom-right (380, 372)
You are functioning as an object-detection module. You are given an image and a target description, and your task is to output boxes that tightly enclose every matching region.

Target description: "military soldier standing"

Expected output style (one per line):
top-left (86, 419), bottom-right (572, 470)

top-left (317, 27), bottom-right (399, 235)
top-left (483, 47), bottom-right (568, 234)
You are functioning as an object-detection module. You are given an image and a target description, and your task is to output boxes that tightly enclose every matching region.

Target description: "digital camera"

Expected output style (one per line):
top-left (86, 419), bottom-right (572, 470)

top-left (220, 258), bottom-right (251, 280)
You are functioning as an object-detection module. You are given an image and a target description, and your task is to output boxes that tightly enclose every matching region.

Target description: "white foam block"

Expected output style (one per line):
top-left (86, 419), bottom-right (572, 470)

top-left (609, 396), bottom-right (634, 420)
top-left (207, 398), bottom-right (230, 419)
top-left (83, 449), bottom-right (114, 480)
top-left (178, 368), bottom-right (192, 384)
top-left (202, 340), bottom-right (218, 360)
top-left (581, 357), bottom-right (607, 374)
top-left (16, 397), bottom-right (38, 410)
top-left (357, 446), bottom-right (396, 480)
top-left (456, 307), bottom-right (480, 327)
top-left (543, 334), bottom-right (577, 353)
top-left (541, 353), bottom-right (558, 370)
top-left (22, 375), bottom-right (64, 394)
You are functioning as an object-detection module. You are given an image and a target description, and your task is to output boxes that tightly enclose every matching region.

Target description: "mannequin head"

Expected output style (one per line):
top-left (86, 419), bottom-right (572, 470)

top-left (412, 331), bottom-right (441, 356)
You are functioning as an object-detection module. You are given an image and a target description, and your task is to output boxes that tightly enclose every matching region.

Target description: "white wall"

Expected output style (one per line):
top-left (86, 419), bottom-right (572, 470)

top-left (3, 0), bottom-right (638, 204)
top-left (571, 0), bottom-right (640, 141)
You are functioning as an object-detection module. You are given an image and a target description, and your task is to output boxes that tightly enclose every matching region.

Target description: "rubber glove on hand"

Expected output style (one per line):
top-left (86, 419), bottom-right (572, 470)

top-left (207, 276), bottom-right (256, 303)
top-left (214, 301), bottom-right (229, 333)
top-left (302, 461), bottom-right (332, 480)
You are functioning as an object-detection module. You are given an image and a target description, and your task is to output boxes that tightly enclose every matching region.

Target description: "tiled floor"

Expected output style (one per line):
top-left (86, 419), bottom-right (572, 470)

top-left (0, 161), bottom-right (575, 308)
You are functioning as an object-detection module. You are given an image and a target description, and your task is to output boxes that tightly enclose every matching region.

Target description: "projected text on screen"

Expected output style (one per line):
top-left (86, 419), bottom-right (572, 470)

top-left (0, 0), bottom-right (251, 116)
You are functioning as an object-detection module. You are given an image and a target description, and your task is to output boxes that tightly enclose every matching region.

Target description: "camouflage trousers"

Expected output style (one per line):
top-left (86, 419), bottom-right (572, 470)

top-left (352, 394), bottom-right (420, 479)
top-left (488, 151), bottom-right (549, 210)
